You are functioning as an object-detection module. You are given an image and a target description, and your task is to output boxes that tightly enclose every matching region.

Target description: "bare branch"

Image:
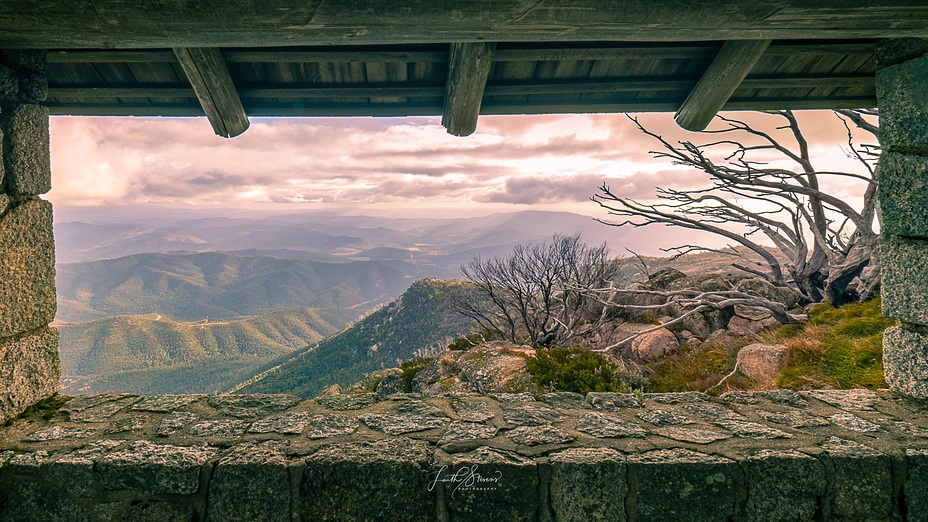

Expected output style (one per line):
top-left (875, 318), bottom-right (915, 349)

top-left (602, 110), bottom-right (880, 305)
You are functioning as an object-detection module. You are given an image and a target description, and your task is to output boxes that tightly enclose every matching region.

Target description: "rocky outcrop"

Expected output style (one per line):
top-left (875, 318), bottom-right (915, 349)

top-left (407, 344), bottom-right (536, 395)
top-left (737, 344), bottom-right (790, 385)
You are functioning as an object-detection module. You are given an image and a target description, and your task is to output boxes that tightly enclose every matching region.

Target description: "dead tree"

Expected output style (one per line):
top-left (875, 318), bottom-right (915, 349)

top-left (585, 285), bottom-right (807, 355)
top-left (594, 110), bottom-right (880, 305)
top-left (457, 233), bottom-right (618, 347)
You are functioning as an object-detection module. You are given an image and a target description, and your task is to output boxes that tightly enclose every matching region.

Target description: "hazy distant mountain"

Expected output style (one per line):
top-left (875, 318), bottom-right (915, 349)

top-left (54, 209), bottom-right (623, 264)
top-left (230, 278), bottom-right (488, 398)
top-left (59, 306), bottom-right (362, 395)
top-left (56, 251), bottom-right (417, 323)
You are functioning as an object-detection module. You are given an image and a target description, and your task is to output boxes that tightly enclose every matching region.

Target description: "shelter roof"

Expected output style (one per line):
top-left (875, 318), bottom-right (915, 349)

top-left (3, 2), bottom-right (924, 136)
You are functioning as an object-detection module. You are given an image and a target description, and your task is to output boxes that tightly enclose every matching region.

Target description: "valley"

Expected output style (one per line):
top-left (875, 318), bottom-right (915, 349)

top-left (54, 208), bottom-right (628, 395)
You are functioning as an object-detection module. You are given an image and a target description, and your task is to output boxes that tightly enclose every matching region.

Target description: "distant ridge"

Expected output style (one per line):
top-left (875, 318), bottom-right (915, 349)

top-left (56, 251), bottom-right (417, 323)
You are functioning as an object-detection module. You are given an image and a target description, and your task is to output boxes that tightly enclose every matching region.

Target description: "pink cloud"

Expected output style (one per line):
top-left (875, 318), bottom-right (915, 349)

top-left (48, 110), bottom-right (874, 212)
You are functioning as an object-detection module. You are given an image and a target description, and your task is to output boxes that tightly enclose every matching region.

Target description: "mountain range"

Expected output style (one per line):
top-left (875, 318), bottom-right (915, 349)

top-left (52, 208), bottom-right (708, 396)
top-left (54, 209), bottom-right (624, 264)
top-left (56, 251), bottom-right (415, 324)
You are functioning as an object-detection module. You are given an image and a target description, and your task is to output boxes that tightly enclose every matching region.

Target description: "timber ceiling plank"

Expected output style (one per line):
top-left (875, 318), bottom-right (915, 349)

top-left (442, 42), bottom-right (497, 137)
top-left (43, 39), bottom-right (881, 121)
top-left (675, 39), bottom-right (772, 131)
top-left (173, 47), bottom-right (250, 138)
top-left (3, 1), bottom-right (928, 48)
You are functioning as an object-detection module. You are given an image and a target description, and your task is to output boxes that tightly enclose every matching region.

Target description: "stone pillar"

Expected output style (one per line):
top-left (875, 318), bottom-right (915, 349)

top-left (0, 50), bottom-right (59, 423)
top-left (877, 39), bottom-right (928, 398)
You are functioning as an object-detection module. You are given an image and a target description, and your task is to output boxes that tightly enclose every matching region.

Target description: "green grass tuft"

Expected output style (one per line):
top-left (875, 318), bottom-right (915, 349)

top-left (776, 298), bottom-right (894, 390)
top-left (646, 339), bottom-right (754, 394)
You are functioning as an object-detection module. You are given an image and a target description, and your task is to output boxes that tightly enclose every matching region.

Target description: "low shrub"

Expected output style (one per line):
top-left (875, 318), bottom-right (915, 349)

top-left (526, 346), bottom-right (631, 394)
top-left (399, 357), bottom-right (434, 392)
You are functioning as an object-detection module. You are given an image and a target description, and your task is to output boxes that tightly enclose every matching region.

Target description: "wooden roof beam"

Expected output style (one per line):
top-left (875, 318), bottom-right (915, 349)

top-left (442, 42), bottom-right (496, 137)
top-left (173, 47), bottom-right (250, 138)
top-left (675, 39), bottom-right (772, 131)
top-left (4, 2), bottom-right (928, 48)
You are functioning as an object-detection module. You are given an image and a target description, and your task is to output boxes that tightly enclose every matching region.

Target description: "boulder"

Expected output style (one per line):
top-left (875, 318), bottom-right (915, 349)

top-left (349, 368), bottom-right (402, 394)
top-left (682, 313), bottom-right (711, 340)
top-left (733, 305), bottom-right (774, 321)
top-left (456, 345), bottom-right (534, 394)
top-left (410, 358), bottom-right (445, 392)
top-left (734, 278), bottom-right (801, 309)
top-left (737, 344), bottom-right (789, 384)
top-left (641, 267), bottom-right (686, 290)
top-left (728, 314), bottom-right (779, 336)
top-left (632, 328), bottom-right (678, 361)
top-left (609, 291), bottom-right (667, 320)
top-left (605, 322), bottom-right (654, 347)
top-left (703, 307), bottom-right (735, 332)
top-left (373, 369), bottom-right (404, 398)
top-left (317, 384), bottom-right (343, 398)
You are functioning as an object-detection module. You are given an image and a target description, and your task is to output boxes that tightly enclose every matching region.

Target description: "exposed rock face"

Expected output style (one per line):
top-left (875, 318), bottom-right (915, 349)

top-left (737, 344), bottom-right (789, 385)
top-left (407, 344), bottom-right (536, 396)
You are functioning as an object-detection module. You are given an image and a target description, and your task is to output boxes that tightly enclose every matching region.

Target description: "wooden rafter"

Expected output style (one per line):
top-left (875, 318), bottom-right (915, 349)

top-left (442, 42), bottom-right (496, 137)
top-left (173, 47), bottom-right (249, 138)
top-left (675, 40), bottom-right (772, 131)
top-left (46, 74), bottom-right (874, 100)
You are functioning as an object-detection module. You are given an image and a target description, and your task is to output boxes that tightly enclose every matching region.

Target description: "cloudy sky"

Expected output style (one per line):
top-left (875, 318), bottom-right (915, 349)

top-left (48, 110), bottom-right (874, 222)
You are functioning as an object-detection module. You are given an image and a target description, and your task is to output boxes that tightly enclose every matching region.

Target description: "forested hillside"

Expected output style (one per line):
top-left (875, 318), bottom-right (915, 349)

top-left (231, 278), bottom-right (489, 398)
top-left (59, 306), bottom-right (361, 395)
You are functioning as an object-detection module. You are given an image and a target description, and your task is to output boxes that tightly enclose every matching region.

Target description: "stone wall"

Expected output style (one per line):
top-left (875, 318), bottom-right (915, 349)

top-left (0, 50), bottom-right (59, 424)
top-left (1, 390), bottom-right (927, 521)
top-left (877, 39), bottom-right (928, 398)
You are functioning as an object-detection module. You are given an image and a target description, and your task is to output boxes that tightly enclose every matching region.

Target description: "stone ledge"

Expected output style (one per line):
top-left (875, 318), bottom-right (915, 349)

top-left (1, 390), bottom-right (927, 521)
